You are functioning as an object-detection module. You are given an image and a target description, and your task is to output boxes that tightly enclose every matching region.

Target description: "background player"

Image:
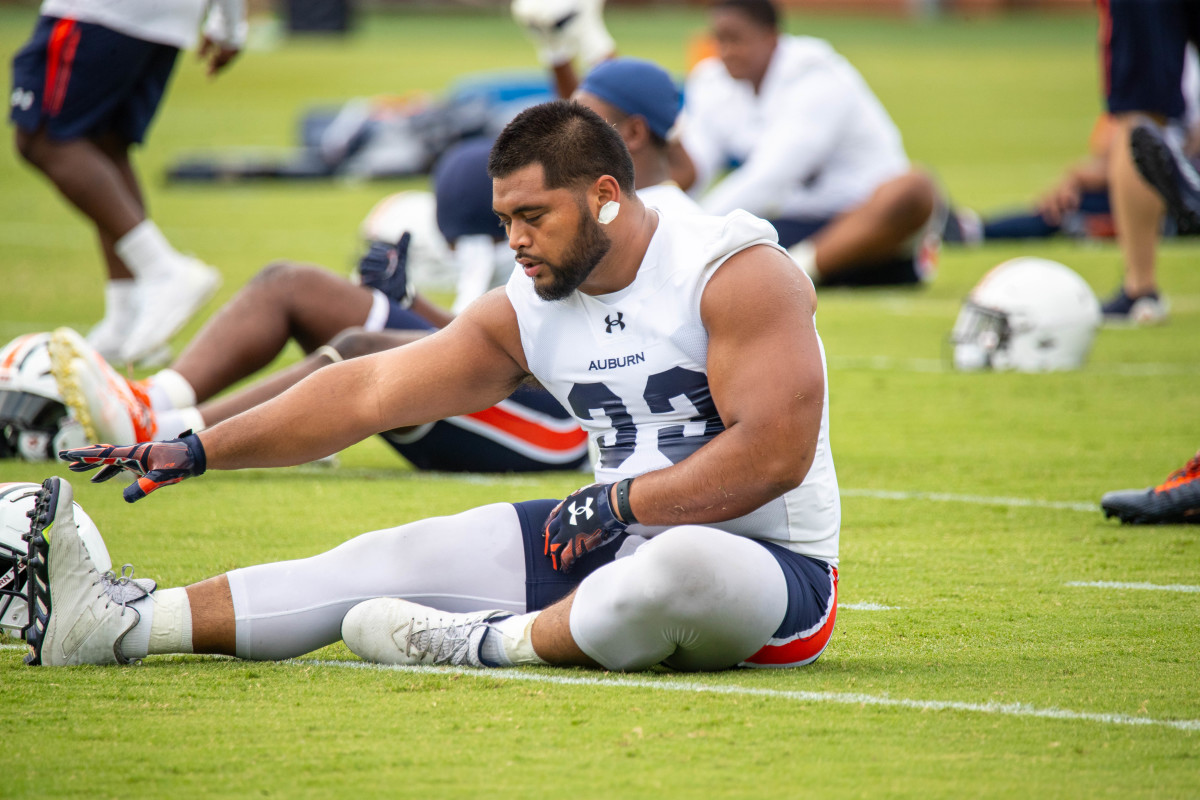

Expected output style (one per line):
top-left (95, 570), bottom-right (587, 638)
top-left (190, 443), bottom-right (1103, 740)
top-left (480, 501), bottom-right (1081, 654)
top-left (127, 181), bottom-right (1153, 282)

top-left (678, 0), bottom-right (939, 287)
top-left (9, 0), bottom-right (246, 364)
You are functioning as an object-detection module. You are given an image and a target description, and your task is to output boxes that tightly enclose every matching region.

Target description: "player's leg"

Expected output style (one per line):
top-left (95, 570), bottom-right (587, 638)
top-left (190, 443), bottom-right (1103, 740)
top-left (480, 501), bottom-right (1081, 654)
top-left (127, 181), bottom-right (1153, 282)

top-left (548, 527), bottom-right (831, 671)
top-left (169, 262), bottom-right (380, 403)
top-left (343, 525), bottom-right (838, 672)
top-left (1098, 0), bottom-right (1191, 323)
top-left (25, 476), bottom-right (536, 665)
top-left (803, 170), bottom-right (937, 283)
top-left (195, 328), bottom-right (427, 426)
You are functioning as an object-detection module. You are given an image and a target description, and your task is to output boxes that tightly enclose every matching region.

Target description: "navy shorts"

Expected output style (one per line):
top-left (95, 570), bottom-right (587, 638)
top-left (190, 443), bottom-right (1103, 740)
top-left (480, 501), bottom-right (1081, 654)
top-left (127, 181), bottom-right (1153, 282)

top-left (10, 16), bottom-right (178, 143)
top-left (380, 384), bottom-right (589, 473)
top-left (513, 500), bottom-right (839, 666)
top-left (1100, 0), bottom-right (1200, 119)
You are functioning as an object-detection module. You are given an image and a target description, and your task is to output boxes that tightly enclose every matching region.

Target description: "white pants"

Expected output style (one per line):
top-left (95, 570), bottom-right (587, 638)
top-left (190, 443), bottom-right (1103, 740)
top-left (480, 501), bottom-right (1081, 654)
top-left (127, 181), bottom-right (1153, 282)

top-left (225, 503), bottom-right (790, 671)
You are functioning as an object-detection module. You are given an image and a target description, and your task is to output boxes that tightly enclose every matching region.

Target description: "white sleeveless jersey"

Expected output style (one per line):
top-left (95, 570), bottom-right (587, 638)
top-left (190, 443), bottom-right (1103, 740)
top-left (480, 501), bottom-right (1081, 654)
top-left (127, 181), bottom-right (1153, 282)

top-left (505, 209), bottom-right (840, 564)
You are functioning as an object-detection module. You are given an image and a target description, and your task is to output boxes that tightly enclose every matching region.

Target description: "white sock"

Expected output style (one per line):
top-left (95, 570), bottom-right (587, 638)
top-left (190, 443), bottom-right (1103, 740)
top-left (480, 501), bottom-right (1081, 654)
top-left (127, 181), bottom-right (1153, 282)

top-left (147, 368), bottom-right (197, 410)
top-left (102, 279), bottom-right (138, 320)
top-left (147, 587), bottom-right (193, 656)
top-left (479, 611), bottom-right (546, 667)
top-left (155, 407), bottom-right (206, 439)
top-left (787, 240), bottom-right (819, 280)
top-left (115, 220), bottom-right (183, 282)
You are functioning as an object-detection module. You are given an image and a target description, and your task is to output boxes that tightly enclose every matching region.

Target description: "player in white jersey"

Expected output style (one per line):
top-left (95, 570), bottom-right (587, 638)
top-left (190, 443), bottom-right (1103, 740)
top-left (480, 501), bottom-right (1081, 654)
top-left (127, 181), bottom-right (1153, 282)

top-left (679, 0), bottom-right (939, 287)
top-left (41, 100), bottom-right (839, 673)
top-left (10, 0), bottom-right (245, 365)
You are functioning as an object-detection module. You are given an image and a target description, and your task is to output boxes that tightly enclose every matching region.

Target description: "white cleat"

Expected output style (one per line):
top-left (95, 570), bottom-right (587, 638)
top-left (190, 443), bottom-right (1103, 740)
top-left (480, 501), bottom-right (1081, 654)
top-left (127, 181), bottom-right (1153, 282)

top-left (120, 258), bottom-right (221, 365)
top-left (85, 315), bottom-right (132, 363)
top-left (48, 327), bottom-right (156, 444)
top-left (24, 477), bottom-right (155, 666)
top-left (342, 598), bottom-right (510, 667)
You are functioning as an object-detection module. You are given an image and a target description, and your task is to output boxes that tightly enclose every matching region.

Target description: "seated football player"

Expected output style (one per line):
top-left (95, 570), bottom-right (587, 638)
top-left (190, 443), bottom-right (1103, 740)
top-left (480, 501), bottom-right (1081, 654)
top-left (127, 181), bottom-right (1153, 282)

top-left (679, 0), bottom-right (940, 287)
top-left (49, 138), bottom-right (589, 473)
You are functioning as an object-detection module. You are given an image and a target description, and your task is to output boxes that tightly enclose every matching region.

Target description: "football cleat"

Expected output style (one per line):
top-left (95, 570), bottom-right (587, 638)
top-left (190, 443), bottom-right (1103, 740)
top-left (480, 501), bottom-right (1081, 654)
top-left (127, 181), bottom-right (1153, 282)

top-left (24, 477), bottom-right (155, 666)
top-left (1130, 120), bottom-right (1200, 235)
top-left (1101, 452), bottom-right (1200, 525)
top-left (48, 327), bottom-right (156, 444)
top-left (120, 257), bottom-right (221, 365)
top-left (1100, 287), bottom-right (1168, 326)
top-left (342, 598), bottom-right (510, 667)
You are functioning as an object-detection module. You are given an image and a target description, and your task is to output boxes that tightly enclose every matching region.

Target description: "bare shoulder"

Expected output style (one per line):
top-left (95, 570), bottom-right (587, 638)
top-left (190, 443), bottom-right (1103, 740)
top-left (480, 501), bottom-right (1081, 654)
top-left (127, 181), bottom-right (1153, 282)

top-left (443, 287), bottom-right (529, 373)
top-left (700, 244), bottom-right (816, 327)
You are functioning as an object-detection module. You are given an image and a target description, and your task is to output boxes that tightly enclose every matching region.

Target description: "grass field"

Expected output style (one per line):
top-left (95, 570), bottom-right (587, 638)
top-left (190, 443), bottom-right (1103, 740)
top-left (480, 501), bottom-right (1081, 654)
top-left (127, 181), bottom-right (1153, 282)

top-left (1, 5), bottom-right (1198, 798)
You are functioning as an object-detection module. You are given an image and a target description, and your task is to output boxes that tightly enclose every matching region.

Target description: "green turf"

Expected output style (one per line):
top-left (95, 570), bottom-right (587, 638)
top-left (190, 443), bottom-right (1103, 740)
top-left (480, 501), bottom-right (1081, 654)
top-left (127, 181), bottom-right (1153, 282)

top-left (1, 6), bottom-right (1198, 798)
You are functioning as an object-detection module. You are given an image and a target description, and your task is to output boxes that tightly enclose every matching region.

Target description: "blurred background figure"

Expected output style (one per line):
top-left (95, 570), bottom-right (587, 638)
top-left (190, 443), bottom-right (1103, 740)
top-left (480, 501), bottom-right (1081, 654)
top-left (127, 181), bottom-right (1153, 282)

top-left (511, 0), bottom-right (616, 98)
top-left (678, 0), bottom-right (941, 287)
top-left (9, 0), bottom-right (245, 366)
top-left (1096, 0), bottom-right (1200, 324)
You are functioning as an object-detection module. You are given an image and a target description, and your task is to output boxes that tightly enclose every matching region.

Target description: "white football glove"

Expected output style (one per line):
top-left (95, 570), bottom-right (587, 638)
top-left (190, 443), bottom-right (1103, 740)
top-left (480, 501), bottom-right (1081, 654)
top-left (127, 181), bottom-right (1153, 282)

top-left (511, 0), bottom-right (614, 69)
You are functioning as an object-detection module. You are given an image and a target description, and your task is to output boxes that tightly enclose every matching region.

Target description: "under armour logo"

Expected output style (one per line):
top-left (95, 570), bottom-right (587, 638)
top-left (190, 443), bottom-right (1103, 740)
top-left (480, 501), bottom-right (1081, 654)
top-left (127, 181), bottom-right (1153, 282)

top-left (605, 313), bottom-right (625, 333)
top-left (10, 88), bottom-right (34, 112)
top-left (567, 498), bottom-right (594, 525)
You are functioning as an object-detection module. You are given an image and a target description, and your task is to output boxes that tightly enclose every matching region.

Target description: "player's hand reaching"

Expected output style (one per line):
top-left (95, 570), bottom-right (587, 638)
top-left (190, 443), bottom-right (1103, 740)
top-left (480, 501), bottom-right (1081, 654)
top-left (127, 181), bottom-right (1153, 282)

top-left (543, 482), bottom-right (627, 573)
top-left (59, 433), bottom-right (207, 504)
top-left (198, 35), bottom-right (240, 78)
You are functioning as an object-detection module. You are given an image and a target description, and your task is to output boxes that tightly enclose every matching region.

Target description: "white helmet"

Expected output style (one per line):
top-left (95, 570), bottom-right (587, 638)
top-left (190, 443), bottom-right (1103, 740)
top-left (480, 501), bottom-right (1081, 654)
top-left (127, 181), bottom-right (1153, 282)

top-left (952, 257), bottom-right (1101, 372)
top-left (359, 191), bottom-right (456, 290)
top-left (0, 482), bottom-right (111, 636)
top-left (0, 333), bottom-right (88, 461)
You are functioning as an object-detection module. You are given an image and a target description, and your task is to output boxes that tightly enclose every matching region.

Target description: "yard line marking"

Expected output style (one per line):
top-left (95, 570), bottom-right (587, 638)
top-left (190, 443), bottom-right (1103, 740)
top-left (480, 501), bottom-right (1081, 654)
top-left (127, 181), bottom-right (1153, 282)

top-left (1066, 581), bottom-right (1200, 594)
top-left (0, 644), bottom-right (26, 651)
top-left (842, 488), bottom-right (1098, 513)
top-left (294, 658), bottom-right (1200, 732)
top-left (826, 355), bottom-right (1200, 376)
top-left (840, 602), bottom-right (900, 610)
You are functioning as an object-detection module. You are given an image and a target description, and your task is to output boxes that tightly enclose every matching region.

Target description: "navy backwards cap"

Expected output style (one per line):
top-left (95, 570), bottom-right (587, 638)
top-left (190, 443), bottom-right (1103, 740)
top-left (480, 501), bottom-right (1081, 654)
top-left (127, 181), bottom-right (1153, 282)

top-left (433, 137), bottom-right (503, 243)
top-left (578, 58), bottom-right (682, 140)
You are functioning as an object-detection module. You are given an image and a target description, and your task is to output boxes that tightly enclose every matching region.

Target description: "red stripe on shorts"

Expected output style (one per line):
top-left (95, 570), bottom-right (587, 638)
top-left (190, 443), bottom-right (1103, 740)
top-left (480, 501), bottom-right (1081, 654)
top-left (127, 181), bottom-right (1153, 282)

top-left (463, 404), bottom-right (588, 453)
top-left (1096, 0), bottom-right (1113, 100)
top-left (743, 567), bottom-right (838, 667)
top-left (44, 18), bottom-right (81, 116)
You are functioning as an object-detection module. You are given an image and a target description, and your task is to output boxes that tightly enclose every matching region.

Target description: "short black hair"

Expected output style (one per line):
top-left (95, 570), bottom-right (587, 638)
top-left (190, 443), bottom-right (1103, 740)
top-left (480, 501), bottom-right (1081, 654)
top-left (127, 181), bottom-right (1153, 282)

top-left (711, 0), bottom-right (779, 31)
top-left (488, 100), bottom-right (636, 195)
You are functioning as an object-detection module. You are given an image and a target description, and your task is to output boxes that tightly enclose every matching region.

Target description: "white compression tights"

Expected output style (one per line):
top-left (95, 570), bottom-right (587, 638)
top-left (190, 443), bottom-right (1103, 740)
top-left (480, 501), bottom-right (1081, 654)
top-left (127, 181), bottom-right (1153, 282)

top-left (225, 503), bottom-right (528, 660)
top-left (569, 526), bottom-right (790, 672)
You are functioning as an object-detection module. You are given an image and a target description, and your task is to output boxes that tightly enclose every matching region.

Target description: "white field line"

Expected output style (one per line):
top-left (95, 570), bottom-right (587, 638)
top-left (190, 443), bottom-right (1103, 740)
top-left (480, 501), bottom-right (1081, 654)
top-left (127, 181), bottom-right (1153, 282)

top-left (827, 355), bottom-right (1200, 376)
top-left (839, 602), bottom-right (900, 610)
top-left (1066, 581), bottom-right (1200, 594)
top-left (841, 487), bottom-right (1098, 513)
top-left (3, 647), bottom-right (1193, 731)
top-left (292, 658), bottom-right (1200, 732)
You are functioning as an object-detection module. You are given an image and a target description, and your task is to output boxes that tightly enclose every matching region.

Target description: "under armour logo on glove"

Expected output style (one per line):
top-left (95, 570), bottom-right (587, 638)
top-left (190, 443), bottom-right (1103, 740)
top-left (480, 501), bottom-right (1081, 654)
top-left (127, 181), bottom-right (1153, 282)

top-left (543, 483), bottom-right (626, 573)
top-left (567, 497), bottom-right (594, 525)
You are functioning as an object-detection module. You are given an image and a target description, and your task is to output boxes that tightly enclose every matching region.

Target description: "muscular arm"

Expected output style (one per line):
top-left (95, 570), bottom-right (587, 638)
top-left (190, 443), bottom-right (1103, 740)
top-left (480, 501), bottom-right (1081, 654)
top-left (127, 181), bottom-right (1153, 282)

top-left (198, 289), bottom-right (529, 470)
top-left (623, 246), bottom-right (824, 525)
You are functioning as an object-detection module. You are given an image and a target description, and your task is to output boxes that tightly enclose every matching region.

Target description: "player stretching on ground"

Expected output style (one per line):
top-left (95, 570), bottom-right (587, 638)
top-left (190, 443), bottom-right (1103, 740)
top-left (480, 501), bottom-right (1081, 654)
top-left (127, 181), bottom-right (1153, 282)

top-left (35, 100), bottom-right (839, 673)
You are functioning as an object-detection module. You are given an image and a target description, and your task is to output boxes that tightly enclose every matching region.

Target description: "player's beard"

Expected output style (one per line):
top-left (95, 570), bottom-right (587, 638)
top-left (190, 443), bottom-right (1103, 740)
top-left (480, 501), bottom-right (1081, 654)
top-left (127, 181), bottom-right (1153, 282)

top-left (533, 202), bottom-right (612, 301)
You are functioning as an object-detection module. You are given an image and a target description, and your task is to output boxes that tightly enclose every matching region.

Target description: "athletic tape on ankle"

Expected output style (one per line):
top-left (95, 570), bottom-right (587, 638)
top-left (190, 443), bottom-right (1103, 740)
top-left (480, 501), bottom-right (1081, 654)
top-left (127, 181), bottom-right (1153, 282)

top-left (148, 587), bottom-right (193, 655)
